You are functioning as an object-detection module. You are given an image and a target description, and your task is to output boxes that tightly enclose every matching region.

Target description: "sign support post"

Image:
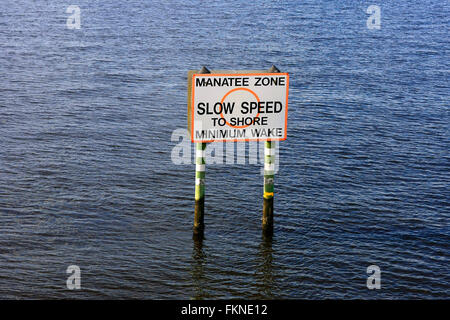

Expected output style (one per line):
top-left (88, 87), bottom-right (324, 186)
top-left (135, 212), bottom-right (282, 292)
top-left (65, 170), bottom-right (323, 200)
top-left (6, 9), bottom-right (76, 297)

top-left (262, 65), bottom-right (280, 236)
top-left (193, 66), bottom-right (210, 240)
top-left (194, 141), bottom-right (206, 239)
top-left (263, 140), bottom-right (275, 235)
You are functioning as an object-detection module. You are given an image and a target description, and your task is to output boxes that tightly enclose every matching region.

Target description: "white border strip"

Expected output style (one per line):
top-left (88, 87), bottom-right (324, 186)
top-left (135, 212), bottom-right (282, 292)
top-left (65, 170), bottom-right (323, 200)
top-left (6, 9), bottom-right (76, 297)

top-left (196, 149), bottom-right (205, 158)
top-left (265, 163), bottom-right (275, 171)
top-left (195, 178), bottom-right (204, 185)
top-left (196, 164), bottom-right (205, 172)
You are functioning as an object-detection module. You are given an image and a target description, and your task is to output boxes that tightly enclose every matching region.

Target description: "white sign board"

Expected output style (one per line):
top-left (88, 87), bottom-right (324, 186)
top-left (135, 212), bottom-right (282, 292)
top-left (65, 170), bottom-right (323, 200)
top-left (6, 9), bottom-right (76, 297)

top-left (190, 73), bottom-right (289, 143)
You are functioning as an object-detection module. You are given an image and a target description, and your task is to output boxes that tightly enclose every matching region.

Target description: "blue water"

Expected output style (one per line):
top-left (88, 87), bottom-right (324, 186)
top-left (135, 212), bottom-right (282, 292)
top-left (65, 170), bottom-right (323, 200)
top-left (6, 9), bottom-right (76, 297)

top-left (0, 0), bottom-right (449, 299)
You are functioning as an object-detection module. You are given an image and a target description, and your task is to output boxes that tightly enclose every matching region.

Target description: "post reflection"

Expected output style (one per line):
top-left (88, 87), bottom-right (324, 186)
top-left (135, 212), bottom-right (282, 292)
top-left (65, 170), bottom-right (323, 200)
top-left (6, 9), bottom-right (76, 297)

top-left (255, 234), bottom-right (275, 298)
top-left (191, 238), bottom-right (208, 299)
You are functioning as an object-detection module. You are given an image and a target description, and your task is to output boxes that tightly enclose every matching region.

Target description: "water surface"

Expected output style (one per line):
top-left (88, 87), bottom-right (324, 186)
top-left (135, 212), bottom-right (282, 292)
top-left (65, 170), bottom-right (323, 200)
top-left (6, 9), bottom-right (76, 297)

top-left (0, 0), bottom-right (449, 299)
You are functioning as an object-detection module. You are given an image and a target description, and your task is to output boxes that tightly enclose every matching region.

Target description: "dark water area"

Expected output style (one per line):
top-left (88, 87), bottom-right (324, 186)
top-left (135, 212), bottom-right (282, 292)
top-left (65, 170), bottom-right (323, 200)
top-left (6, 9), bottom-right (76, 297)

top-left (0, 0), bottom-right (449, 299)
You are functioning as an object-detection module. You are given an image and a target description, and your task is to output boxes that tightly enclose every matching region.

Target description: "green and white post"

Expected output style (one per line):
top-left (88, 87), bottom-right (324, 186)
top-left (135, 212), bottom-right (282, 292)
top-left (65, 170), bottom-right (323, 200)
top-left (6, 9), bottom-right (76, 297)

top-left (262, 140), bottom-right (275, 235)
top-left (262, 65), bottom-right (280, 236)
top-left (194, 142), bottom-right (206, 238)
top-left (192, 66), bottom-right (210, 239)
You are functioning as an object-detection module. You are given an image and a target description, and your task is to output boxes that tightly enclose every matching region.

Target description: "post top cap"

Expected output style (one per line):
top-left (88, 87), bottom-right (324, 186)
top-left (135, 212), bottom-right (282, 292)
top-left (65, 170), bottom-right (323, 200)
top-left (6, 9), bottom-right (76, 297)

top-left (268, 65), bottom-right (280, 73)
top-left (199, 66), bottom-right (211, 74)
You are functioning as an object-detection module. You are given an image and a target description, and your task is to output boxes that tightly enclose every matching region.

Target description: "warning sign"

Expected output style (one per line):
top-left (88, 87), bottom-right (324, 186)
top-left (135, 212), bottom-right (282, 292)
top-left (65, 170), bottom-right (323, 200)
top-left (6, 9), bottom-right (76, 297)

top-left (188, 72), bottom-right (289, 143)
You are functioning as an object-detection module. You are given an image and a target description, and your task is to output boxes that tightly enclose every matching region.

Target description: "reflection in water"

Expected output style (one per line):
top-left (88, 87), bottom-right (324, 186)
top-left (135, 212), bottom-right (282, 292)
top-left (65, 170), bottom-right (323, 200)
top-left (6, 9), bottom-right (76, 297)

top-left (190, 235), bottom-right (277, 299)
top-left (191, 238), bottom-right (208, 299)
top-left (254, 234), bottom-right (275, 299)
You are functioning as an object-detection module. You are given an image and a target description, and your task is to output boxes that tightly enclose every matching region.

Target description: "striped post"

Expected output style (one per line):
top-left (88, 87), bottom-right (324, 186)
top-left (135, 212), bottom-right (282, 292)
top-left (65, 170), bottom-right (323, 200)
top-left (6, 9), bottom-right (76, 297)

top-left (262, 140), bottom-right (275, 235)
top-left (192, 66), bottom-right (210, 240)
top-left (262, 65), bottom-right (280, 236)
top-left (194, 142), bottom-right (206, 238)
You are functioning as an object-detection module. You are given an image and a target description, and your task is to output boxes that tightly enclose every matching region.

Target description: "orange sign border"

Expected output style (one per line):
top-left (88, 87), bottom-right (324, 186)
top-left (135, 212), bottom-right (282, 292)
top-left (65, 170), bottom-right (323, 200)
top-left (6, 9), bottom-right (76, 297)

top-left (190, 72), bottom-right (289, 143)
